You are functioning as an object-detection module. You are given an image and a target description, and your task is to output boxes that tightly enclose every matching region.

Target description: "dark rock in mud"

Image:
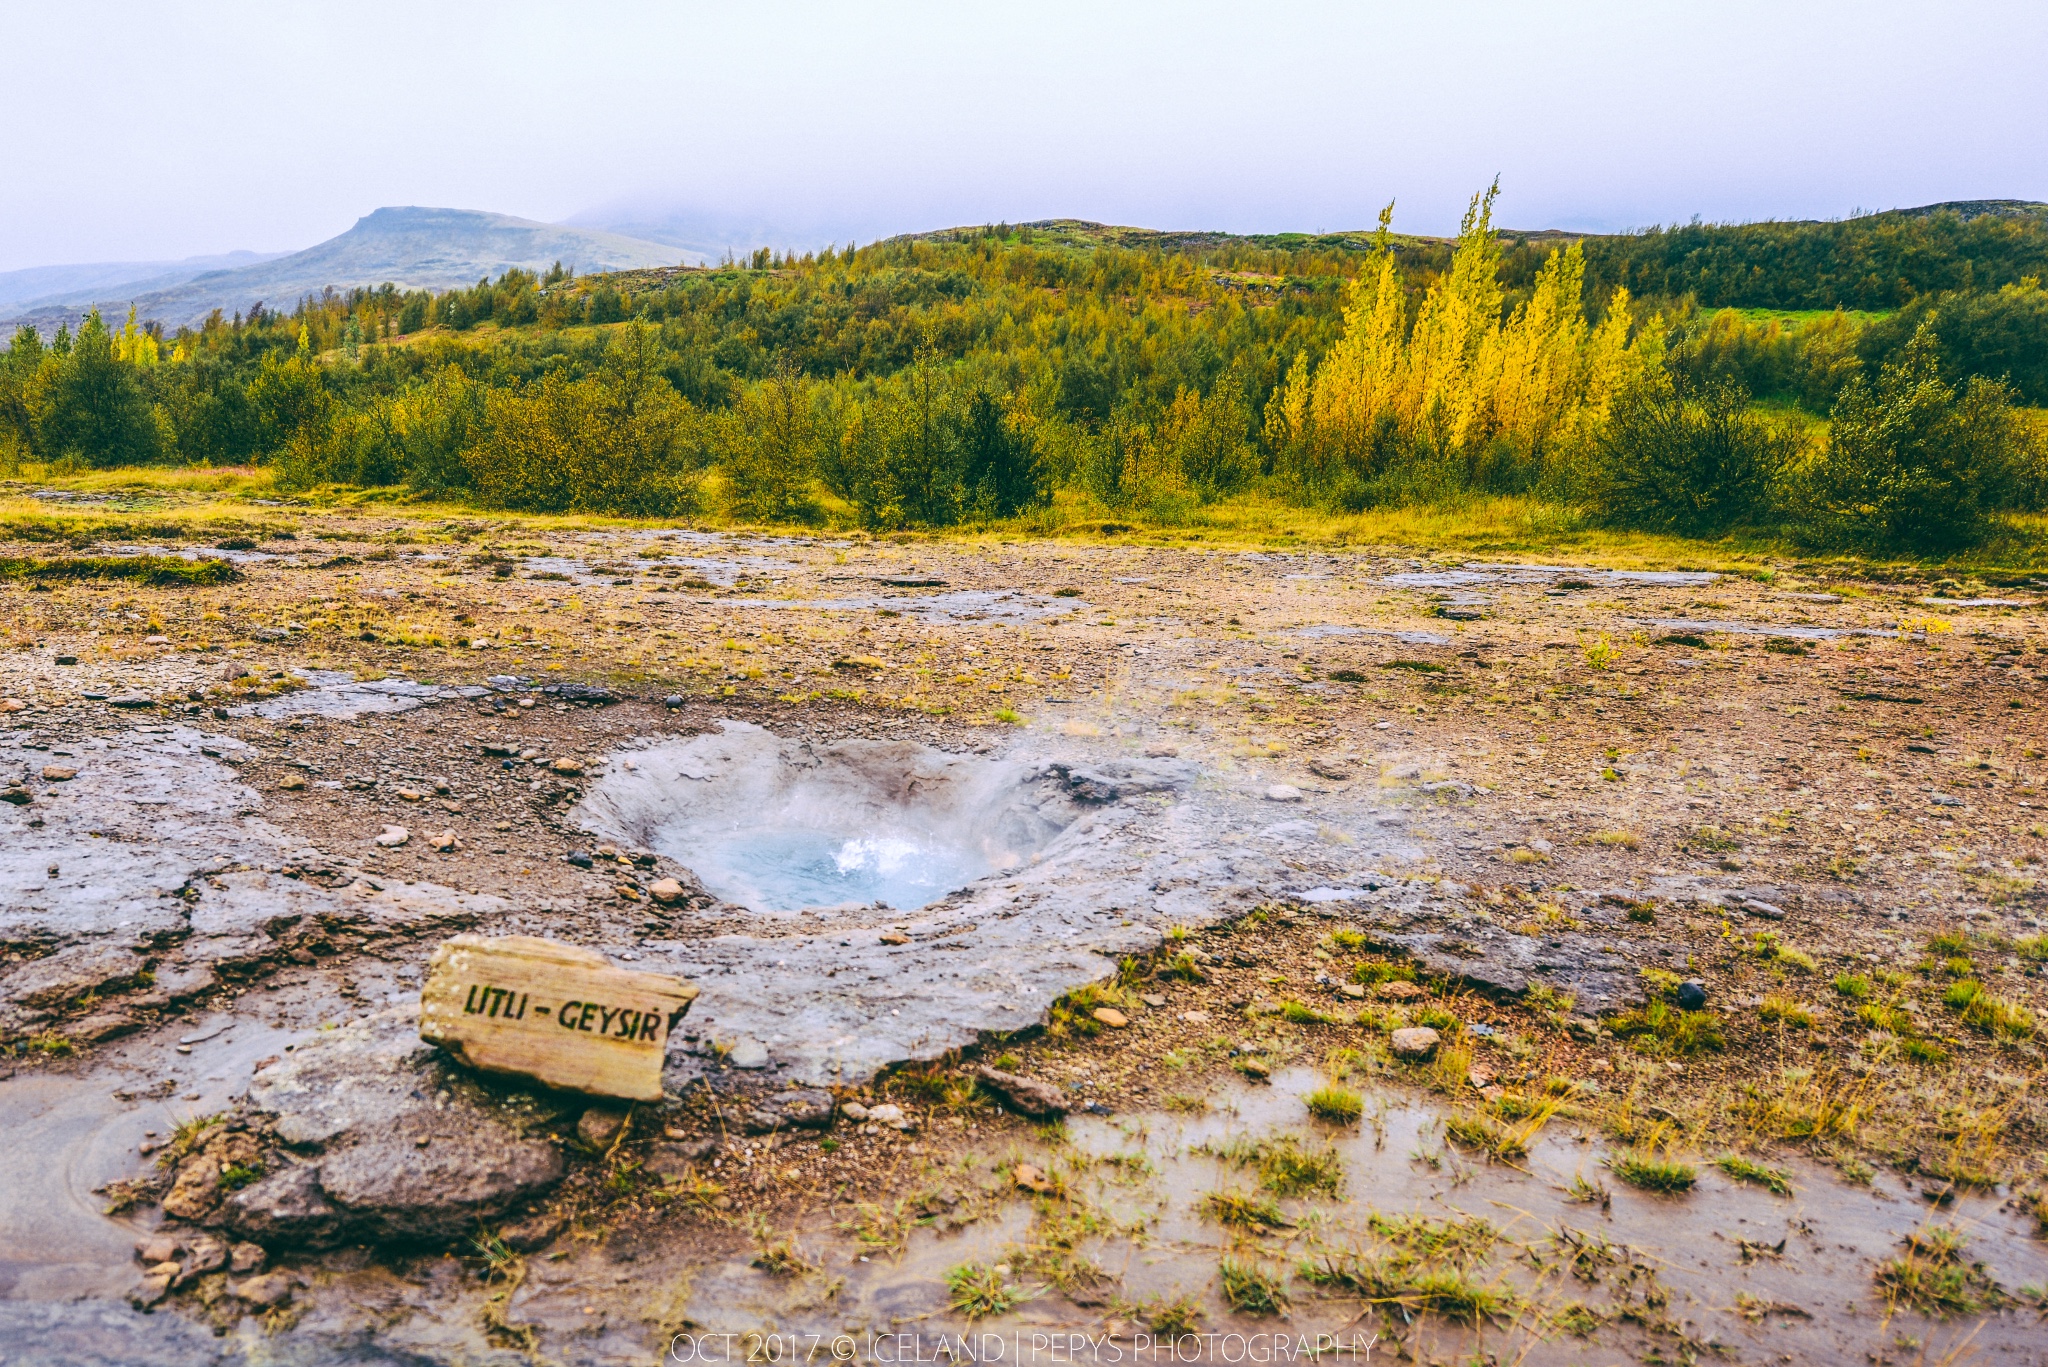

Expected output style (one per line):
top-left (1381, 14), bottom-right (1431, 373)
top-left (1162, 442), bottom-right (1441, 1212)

top-left (577, 1107), bottom-right (628, 1148)
top-left (1676, 979), bottom-right (1708, 1011)
top-left (740, 1087), bottom-right (836, 1133)
top-left (542, 682), bottom-right (620, 705)
top-left (974, 1065), bottom-right (1069, 1118)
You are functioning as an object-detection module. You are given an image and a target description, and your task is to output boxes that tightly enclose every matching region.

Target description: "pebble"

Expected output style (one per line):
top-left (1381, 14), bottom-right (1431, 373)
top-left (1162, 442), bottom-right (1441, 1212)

top-left (41, 765), bottom-right (78, 781)
top-left (648, 878), bottom-right (685, 905)
top-left (1263, 784), bottom-right (1304, 802)
top-left (277, 774), bottom-right (307, 791)
top-left (1676, 980), bottom-right (1708, 1011)
top-left (866, 1103), bottom-right (915, 1132)
top-left (1389, 1026), bottom-right (1441, 1060)
top-left (1091, 1007), bottom-right (1129, 1028)
top-left (373, 824), bottom-right (410, 847)
top-left (576, 1108), bottom-right (628, 1149)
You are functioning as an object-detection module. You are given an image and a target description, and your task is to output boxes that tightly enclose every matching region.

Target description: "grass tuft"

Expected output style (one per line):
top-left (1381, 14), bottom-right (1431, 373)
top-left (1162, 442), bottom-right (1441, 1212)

top-left (1304, 1085), bottom-right (1364, 1124)
top-left (1218, 1258), bottom-right (1289, 1315)
top-left (1715, 1155), bottom-right (1793, 1195)
top-left (945, 1263), bottom-right (1018, 1319)
top-left (1608, 1151), bottom-right (1697, 1193)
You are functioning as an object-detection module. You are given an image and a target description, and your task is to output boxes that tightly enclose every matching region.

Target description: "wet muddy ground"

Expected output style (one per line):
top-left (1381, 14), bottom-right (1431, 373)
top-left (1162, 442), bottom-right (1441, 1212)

top-left (2, 499), bottom-right (2046, 1363)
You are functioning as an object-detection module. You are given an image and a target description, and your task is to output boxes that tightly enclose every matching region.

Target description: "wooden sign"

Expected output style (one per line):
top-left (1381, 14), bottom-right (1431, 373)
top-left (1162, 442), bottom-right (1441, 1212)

top-left (419, 934), bottom-right (699, 1102)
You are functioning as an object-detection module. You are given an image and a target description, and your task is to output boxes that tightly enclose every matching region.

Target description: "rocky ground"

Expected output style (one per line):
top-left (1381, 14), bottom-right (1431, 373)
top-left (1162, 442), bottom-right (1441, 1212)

top-left (2, 496), bottom-right (2046, 1364)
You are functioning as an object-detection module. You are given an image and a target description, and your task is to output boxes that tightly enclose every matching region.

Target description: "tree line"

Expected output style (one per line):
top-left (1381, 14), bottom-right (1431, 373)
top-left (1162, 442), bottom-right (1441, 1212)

top-left (1, 195), bottom-right (2043, 551)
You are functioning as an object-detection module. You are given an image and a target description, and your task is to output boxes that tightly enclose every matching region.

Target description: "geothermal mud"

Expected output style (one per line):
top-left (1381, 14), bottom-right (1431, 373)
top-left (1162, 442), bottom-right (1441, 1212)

top-left (2, 508), bottom-right (2045, 1363)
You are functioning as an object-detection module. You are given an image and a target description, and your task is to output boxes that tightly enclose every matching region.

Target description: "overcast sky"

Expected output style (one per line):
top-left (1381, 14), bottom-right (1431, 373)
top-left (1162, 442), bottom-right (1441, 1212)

top-left (4, 0), bottom-right (2044, 271)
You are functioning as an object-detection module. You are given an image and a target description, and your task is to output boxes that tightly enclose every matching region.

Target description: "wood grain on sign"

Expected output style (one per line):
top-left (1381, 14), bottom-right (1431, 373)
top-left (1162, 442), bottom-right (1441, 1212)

top-left (419, 934), bottom-right (698, 1101)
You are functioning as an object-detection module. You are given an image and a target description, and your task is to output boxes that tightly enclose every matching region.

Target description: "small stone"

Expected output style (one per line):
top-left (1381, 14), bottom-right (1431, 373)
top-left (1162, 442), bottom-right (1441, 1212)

top-left (1013, 1162), bottom-right (1055, 1194)
top-left (1091, 1007), bottom-right (1129, 1029)
top-left (576, 1108), bottom-right (628, 1149)
top-left (373, 824), bottom-right (409, 848)
top-left (130, 1273), bottom-right (173, 1308)
top-left (648, 878), bottom-right (685, 906)
top-left (108, 693), bottom-right (154, 708)
top-left (1234, 1057), bottom-right (1272, 1081)
top-left (41, 765), bottom-right (78, 781)
top-left (974, 1066), bottom-right (1068, 1119)
top-left (866, 1103), bottom-right (914, 1132)
top-left (55, 655), bottom-right (78, 666)
top-left (145, 635), bottom-right (171, 646)
top-left (878, 931), bottom-right (909, 945)
top-left (664, 695), bottom-right (684, 709)
top-left (1467, 1069), bottom-right (1494, 1090)
top-left (741, 1088), bottom-right (836, 1133)
top-left (566, 851), bottom-right (594, 868)
top-left (229, 1270), bottom-right (293, 1308)
top-left (1378, 981), bottom-right (1426, 1001)
top-left (137, 1236), bottom-right (182, 1265)
top-left (228, 1242), bottom-right (267, 1274)
top-left (427, 830), bottom-right (462, 853)
top-left (727, 1037), bottom-right (771, 1070)
top-left (173, 1236), bottom-right (228, 1288)
top-left (1675, 980), bottom-right (1708, 1011)
top-left (1, 786), bottom-right (31, 805)
top-left (1338, 983), bottom-right (1367, 999)
top-left (839, 1101), bottom-right (870, 1122)
top-left (0, 698), bottom-right (25, 712)
top-left (1263, 784), bottom-right (1304, 802)
top-left (1139, 993), bottom-right (1167, 1008)
top-left (549, 757), bottom-right (584, 775)
top-left (397, 788), bottom-right (423, 802)
top-left (1180, 1010), bottom-right (1212, 1024)
top-left (277, 774), bottom-right (307, 791)
top-left (1389, 1026), bottom-right (1442, 1061)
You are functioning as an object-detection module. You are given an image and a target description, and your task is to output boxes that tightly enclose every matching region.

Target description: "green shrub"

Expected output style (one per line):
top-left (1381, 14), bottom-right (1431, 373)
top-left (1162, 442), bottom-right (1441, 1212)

top-left (1590, 374), bottom-right (1796, 533)
top-left (1791, 321), bottom-right (2041, 550)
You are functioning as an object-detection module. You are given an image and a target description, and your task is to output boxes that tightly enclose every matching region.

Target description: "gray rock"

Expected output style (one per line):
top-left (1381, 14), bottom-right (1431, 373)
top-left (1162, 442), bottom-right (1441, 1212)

top-left (740, 1088), bottom-right (835, 1134)
top-left (974, 1065), bottom-right (1068, 1119)
top-left (221, 1165), bottom-right (342, 1248)
top-left (727, 1036), bottom-right (770, 1070)
top-left (1675, 980), bottom-right (1708, 1011)
top-left (1389, 1026), bottom-right (1441, 1060)
top-left (231, 1006), bottom-right (566, 1248)
top-left (316, 1129), bottom-right (562, 1246)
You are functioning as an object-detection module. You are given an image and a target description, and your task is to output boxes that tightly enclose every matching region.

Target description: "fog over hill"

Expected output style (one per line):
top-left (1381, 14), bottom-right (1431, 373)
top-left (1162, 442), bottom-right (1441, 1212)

top-left (3, 208), bottom-right (687, 335)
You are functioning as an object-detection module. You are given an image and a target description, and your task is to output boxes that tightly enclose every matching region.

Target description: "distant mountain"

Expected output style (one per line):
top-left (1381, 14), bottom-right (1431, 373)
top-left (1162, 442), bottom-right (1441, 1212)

top-left (3, 208), bottom-right (687, 334)
top-left (0, 251), bottom-right (288, 313)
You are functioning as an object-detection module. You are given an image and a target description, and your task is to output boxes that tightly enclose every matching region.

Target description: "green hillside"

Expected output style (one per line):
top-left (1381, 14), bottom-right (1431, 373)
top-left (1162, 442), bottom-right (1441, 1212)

top-left (3, 194), bottom-right (2044, 557)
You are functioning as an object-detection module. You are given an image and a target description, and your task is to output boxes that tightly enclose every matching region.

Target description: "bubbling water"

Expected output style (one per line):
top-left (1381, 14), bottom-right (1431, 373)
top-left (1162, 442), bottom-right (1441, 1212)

top-left (686, 826), bottom-right (995, 912)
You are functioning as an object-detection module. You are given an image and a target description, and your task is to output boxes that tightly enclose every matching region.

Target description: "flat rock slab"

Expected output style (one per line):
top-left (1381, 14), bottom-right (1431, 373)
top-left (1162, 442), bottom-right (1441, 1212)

top-left (227, 669), bottom-right (486, 721)
top-left (0, 723), bottom-right (506, 1039)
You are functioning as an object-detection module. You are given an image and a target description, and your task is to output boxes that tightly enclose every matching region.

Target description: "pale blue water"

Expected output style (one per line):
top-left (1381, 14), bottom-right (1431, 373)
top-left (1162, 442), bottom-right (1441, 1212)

top-left (681, 827), bottom-right (990, 912)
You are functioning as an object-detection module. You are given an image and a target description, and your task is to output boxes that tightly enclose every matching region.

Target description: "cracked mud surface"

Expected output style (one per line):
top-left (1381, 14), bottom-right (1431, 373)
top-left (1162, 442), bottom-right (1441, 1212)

top-left (2, 507), bottom-right (2046, 1362)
